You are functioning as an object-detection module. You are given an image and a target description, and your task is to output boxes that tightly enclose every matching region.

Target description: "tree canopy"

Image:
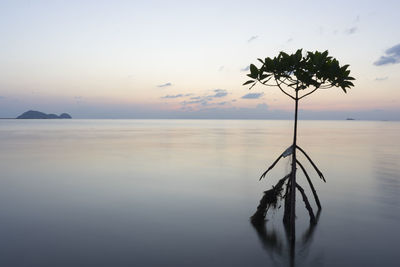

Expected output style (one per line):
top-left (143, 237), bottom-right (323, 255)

top-left (249, 49), bottom-right (356, 234)
top-left (243, 49), bottom-right (355, 100)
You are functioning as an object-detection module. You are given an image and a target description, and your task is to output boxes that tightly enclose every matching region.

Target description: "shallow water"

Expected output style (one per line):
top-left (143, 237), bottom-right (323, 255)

top-left (0, 119), bottom-right (399, 266)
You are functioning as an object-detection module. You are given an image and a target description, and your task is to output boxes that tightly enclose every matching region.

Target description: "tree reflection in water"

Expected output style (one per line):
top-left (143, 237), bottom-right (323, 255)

top-left (251, 210), bottom-right (321, 267)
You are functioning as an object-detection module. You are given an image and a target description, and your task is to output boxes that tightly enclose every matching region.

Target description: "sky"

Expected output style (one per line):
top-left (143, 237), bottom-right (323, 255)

top-left (0, 0), bottom-right (399, 120)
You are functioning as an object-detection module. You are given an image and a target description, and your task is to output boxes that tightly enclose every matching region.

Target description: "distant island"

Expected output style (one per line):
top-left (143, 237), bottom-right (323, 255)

top-left (16, 110), bottom-right (72, 119)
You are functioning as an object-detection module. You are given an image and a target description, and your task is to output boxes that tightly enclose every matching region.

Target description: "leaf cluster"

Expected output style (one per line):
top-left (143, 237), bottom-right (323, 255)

top-left (243, 49), bottom-right (355, 99)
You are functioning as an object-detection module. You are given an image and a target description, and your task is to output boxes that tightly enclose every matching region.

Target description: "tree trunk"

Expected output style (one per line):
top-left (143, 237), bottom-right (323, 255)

top-left (284, 90), bottom-right (299, 244)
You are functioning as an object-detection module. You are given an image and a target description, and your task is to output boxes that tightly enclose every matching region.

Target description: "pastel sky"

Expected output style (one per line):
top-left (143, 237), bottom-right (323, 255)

top-left (0, 0), bottom-right (399, 119)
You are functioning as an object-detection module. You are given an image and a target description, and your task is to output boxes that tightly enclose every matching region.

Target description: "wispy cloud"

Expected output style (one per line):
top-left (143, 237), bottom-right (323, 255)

top-left (211, 89), bottom-right (228, 98)
top-left (247, 35), bottom-right (258, 43)
top-left (181, 89), bottom-right (229, 107)
top-left (181, 99), bottom-right (210, 106)
top-left (345, 27), bottom-right (358, 35)
top-left (241, 92), bottom-right (264, 99)
top-left (161, 93), bottom-right (193, 99)
top-left (74, 96), bottom-right (84, 104)
top-left (375, 77), bottom-right (388, 81)
top-left (161, 94), bottom-right (183, 99)
top-left (374, 43), bottom-right (400, 66)
top-left (343, 16), bottom-right (359, 36)
top-left (256, 103), bottom-right (268, 109)
top-left (241, 65), bottom-right (250, 72)
top-left (157, 82), bottom-right (172, 88)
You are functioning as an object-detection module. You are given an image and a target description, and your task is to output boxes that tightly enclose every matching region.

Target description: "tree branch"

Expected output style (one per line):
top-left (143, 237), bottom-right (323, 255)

top-left (319, 84), bottom-right (334, 89)
top-left (259, 82), bottom-right (278, 87)
top-left (298, 87), bottom-right (319, 100)
top-left (280, 76), bottom-right (299, 89)
top-left (275, 78), bottom-right (296, 100)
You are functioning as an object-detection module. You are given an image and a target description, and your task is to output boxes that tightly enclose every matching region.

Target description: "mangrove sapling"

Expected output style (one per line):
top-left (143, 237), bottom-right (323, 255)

top-left (245, 49), bottom-right (355, 240)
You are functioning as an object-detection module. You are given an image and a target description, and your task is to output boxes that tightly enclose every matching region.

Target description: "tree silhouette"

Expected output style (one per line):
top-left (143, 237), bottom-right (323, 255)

top-left (244, 49), bottom-right (355, 242)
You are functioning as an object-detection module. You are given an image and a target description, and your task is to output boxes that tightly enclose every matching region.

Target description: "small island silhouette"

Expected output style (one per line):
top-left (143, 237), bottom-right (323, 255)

top-left (16, 110), bottom-right (72, 119)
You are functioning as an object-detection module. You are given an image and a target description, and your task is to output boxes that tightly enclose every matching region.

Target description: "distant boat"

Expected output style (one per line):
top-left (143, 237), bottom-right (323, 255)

top-left (346, 118), bottom-right (355, 120)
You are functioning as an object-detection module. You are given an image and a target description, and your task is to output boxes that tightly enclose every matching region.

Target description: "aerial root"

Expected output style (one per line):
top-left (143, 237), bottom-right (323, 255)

top-left (259, 146), bottom-right (293, 181)
top-left (259, 154), bottom-right (284, 181)
top-left (296, 183), bottom-right (316, 224)
top-left (251, 174), bottom-right (291, 224)
top-left (296, 145), bottom-right (326, 182)
top-left (296, 159), bottom-right (322, 210)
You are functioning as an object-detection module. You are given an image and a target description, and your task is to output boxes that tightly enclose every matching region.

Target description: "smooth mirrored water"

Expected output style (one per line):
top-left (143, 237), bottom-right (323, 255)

top-left (0, 119), bottom-right (399, 266)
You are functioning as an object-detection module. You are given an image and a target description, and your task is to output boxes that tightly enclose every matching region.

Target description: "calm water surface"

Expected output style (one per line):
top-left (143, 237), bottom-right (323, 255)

top-left (0, 119), bottom-right (399, 266)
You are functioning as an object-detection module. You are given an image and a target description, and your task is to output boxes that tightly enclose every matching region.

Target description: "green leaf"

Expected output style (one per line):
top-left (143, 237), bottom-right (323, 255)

top-left (295, 49), bottom-right (302, 62)
top-left (250, 64), bottom-right (258, 75)
top-left (243, 80), bottom-right (255, 85)
top-left (341, 64), bottom-right (349, 71)
top-left (262, 77), bottom-right (272, 84)
top-left (259, 74), bottom-right (270, 80)
top-left (264, 58), bottom-right (274, 70)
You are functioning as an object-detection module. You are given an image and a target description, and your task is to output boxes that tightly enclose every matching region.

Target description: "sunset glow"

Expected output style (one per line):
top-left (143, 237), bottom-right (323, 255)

top-left (1, 0), bottom-right (399, 119)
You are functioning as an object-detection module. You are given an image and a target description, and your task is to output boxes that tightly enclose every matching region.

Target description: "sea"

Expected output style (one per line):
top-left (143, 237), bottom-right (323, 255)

top-left (0, 119), bottom-right (399, 267)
